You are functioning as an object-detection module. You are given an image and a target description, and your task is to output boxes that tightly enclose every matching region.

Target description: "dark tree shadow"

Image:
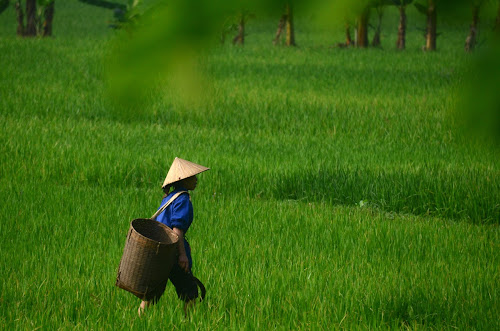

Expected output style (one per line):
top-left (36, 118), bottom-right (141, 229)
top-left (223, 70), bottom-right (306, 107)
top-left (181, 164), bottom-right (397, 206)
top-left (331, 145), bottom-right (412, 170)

top-left (270, 167), bottom-right (499, 223)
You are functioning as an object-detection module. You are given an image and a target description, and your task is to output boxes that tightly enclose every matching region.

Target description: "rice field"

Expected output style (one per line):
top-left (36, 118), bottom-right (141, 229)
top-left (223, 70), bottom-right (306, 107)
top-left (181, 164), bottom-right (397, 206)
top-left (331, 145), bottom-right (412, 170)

top-left (0, 1), bottom-right (498, 329)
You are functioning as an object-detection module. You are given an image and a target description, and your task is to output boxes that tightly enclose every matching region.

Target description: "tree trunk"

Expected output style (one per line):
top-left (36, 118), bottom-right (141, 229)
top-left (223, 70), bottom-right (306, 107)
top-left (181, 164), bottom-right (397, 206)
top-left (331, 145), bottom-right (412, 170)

top-left (425, 0), bottom-right (437, 51)
top-left (396, 6), bottom-right (407, 50)
top-left (25, 0), bottom-right (37, 36)
top-left (273, 14), bottom-right (287, 45)
top-left (356, 8), bottom-right (369, 48)
top-left (285, 2), bottom-right (296, 46)
top-left (232, 13), bottom-right (244, 45)
top-left (465, 5), bottom-right (480, 52)
top-left (42, 1), bottom-right (55, 37)
top-left (371, 9), bottom-right (383, 47)
top-left (15, 1), bottom-right (25, 36)
top-left (345, 22), bottom-right (353, 46)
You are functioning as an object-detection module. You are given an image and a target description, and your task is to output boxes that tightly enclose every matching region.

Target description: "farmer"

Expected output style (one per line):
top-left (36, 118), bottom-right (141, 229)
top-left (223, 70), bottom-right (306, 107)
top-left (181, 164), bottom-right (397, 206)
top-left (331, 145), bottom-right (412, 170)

top-left (138, 157), bottom-right (209, 316)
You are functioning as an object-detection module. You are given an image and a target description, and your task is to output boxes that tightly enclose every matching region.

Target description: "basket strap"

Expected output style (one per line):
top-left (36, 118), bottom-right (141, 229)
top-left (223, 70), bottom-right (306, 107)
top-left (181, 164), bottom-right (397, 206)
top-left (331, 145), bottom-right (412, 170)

top-left (150, 191), bottom-right (188, 220)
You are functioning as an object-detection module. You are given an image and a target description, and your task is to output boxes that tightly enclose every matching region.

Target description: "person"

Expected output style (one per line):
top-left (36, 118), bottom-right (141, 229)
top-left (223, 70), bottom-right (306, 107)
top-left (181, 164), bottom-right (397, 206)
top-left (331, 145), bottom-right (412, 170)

top-left (138, 157), bottom-right (209, 316)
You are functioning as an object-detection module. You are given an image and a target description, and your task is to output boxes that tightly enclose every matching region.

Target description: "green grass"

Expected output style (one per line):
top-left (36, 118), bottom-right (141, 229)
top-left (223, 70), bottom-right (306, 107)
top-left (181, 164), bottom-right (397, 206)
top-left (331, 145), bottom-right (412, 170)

top-left (0, 1), bottom-right (499, 329)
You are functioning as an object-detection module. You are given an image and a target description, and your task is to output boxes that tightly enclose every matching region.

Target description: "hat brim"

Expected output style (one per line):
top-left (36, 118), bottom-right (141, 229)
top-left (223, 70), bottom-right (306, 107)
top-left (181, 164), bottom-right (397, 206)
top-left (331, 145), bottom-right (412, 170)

top-left (162, 157), bottom-right (210, 188)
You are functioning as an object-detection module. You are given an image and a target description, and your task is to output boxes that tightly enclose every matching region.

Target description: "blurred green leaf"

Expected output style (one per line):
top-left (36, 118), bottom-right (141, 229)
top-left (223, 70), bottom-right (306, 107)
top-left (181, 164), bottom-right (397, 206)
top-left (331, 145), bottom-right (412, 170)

top-left (458, 43), bottom-right (500, 148)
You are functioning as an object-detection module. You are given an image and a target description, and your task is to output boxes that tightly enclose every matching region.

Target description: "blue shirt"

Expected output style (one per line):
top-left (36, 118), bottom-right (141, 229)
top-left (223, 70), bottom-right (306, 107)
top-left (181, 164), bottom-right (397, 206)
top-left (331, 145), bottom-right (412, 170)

top-left (156, 187), bottom-right (193, 268)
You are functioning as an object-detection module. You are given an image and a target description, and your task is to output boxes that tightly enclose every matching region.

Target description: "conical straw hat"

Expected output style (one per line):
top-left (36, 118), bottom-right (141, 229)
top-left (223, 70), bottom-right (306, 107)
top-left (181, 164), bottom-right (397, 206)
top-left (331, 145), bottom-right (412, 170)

top-left (162, 157), bottom-right (210, 188)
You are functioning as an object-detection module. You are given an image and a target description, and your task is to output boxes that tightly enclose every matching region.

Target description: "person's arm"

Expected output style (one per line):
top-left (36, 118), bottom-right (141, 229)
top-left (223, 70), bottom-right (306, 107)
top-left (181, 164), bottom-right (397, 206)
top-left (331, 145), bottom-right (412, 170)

top-left (172, 227), bottom-right (189, 272)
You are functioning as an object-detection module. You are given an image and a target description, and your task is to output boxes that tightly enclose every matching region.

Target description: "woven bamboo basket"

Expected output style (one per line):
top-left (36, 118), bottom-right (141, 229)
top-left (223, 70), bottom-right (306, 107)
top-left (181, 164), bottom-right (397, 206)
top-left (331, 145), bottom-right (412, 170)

top-left (116, 218), bottom-right (179, 301)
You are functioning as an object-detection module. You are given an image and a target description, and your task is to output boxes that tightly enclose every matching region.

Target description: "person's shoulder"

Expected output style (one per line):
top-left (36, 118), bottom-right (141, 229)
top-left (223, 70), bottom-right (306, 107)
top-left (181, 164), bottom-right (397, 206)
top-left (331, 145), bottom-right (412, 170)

top-left (173, 190), bottom-right (191, 202)
top-left (179, 191), bottom-right (191, 201)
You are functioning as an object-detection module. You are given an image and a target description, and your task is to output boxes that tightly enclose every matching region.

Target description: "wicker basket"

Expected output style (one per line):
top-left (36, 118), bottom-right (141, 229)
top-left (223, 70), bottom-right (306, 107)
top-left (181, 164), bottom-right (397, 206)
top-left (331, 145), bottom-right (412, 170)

top-left (116, 218), bottom-right (179, 301)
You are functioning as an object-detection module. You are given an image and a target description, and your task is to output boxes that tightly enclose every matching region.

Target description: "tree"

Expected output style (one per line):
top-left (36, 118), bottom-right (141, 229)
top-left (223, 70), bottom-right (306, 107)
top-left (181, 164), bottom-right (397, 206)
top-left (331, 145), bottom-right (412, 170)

top-left (345, 22), bottom-right (354, 46)
top-left (273, 2), bottom-right (296, 46)
top-left (464, 2), bottom-right (481, 52)
top-left (285, 2), bottom-right (296, 46)
top-left (14, 0), bottom-right (55, 37)
top-left (15, 1), bottom-right (24, 36)
top-left (219, 10), bottom-right (254, 46)
top-left (396, 4), bottom-right (407, 49)
top-left (425, 0), bottom-right (437, 50)
top-left (390, 1), bottom-right (415, 50)
top-left (356, 6), bottom-right (370, 47)
top-left (414, 0), bottom-right (437, 50)
top-left (333, 1), bottom-right (375, 48)
top-left (42, 0), bottom-right (54, 36)
top-left (371, 2), bottom-right (385, 47)
top-left (335, 19), bottom-right (354, 48)
top-left (220, 16), bottom-right (237, 44)
top-left (232, 13), bottom-right (245, 45)
top-left (25, 0), bottom-right (36, 36)
top-left (273, 13), bottom-right (286, 45)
